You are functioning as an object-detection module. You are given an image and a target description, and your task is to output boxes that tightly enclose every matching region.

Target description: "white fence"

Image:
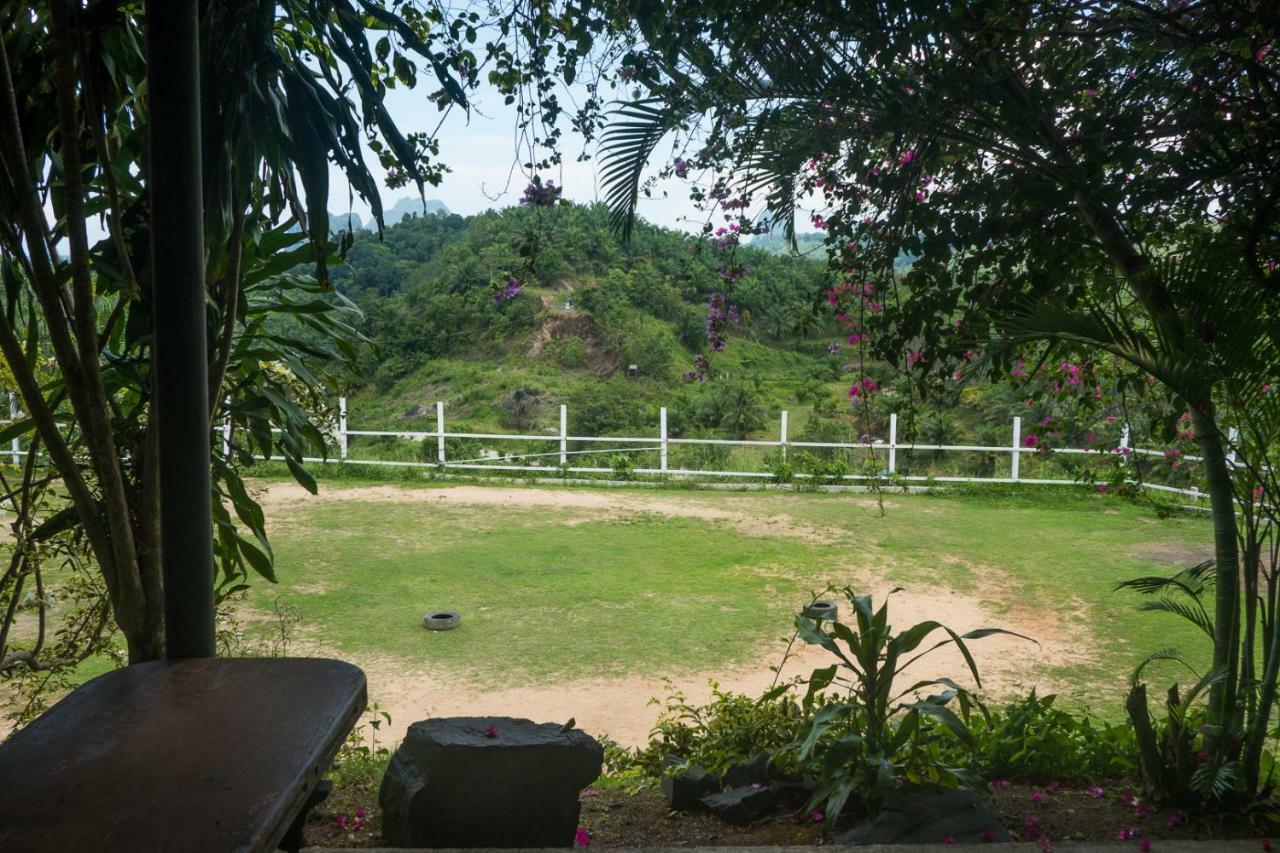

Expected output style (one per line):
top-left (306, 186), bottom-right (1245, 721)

top-left (325, 397), bottom-right (1214, 502)
top-left (0, 392), bottom-right (1217, 502)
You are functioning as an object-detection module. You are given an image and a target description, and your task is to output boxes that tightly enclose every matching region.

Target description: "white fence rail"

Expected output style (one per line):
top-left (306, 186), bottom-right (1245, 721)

top-left (325, 397), bottom-right (1214, 501)
top-left (0, 392), bottom-right (1219, 503)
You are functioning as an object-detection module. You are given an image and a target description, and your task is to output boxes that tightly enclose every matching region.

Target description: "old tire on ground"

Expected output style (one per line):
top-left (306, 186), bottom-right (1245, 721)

top-left (803, 600), bottom-right (838, 621)
top-left (423, 610), bottom-right (461, 631)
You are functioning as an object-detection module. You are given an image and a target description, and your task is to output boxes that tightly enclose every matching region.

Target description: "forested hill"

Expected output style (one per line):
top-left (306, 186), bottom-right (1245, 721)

top-left (331, 203), bottom-right (861, 438)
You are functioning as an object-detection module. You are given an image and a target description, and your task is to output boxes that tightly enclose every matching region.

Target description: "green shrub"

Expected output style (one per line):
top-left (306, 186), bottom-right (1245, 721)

top-left (566, 379), bottom-right (656, 436)
top-left (610, 454), bottom-right (636, 480)
top-left (941, 691), bottom-right (1137, 784)
top-left (550, 336), bottom-right (588, 368)
top-left (637, 684), bottom-right (814, 777)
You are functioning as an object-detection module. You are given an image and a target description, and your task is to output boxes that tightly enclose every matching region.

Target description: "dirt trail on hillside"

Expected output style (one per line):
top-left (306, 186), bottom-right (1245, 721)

top-left (256, 481), bottom-right (1093, 748)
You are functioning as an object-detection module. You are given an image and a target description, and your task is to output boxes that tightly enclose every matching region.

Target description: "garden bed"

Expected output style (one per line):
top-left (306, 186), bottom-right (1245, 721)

top-left (305, 776), bottom-right (1265, 849)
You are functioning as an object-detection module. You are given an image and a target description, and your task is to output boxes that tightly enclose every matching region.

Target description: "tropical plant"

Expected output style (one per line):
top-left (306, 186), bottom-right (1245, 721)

top-left (774, 588), bottom-right (1029, 820)
top-left (595, 0), bottom-right (1280, 804)
top-left (0, 0), bottom-right (599, 668)
top-left (1118, 560), bottom-right (1249, 804)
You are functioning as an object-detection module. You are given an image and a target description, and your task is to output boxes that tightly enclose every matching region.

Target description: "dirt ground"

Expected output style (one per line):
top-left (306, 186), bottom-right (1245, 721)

top-left (257, 482), bottom-right (1094, 749)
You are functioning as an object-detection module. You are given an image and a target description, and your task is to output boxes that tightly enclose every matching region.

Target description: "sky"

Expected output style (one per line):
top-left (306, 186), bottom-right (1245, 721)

top-left (325, 77), bottom-right (707, 233)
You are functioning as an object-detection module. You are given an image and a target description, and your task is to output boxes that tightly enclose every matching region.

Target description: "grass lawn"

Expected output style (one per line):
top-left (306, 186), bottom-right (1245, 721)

top-left (245, 478), bottom-right (1213, 713)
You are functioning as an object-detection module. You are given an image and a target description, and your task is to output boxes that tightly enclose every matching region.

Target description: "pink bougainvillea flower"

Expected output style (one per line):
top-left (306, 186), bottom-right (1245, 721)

top-left (1117, 827), bottom-right (1141, 840)
top-left (943, 835), bottom-right (957, 845)
top-left (1167, 810), bottom-right (1185, 828)
top-left (899, 149), bottom-right (916, 166)
top-left (1088, 786), bottom-right (1105, 798)
top-left (981, 828), bottom-right (996, 842)
top-left (915, 191), bottom-right (927, 202)
top-left (1098, 484), bottom-right (1109, 493)
top-left (1030, 790), bottom-right (1046, 803)
top-left (810, 810), bottom-right (825, 823)
top-left (1025, 816), bottom-right (1041, 837)
top-left (355, 807), bottom-right (367, 819)
top-left (1139, 840), bottom-right (1152, 852)
top-left (575, 827), bottom-right (591, 847)
top-left (353, 817), bottom-right (366, 831)
top-left (1038, 835), bottom-right (1053, 853)
top-left (483, 725), bottom-right (499, 738)
top-left (907, 349), bottom-right (924, 367)
top-left (1135, 803), bottom-right (1149, 817)
top-left (334, 816), bottom-right (348, 830)
top-left (1121, 792), bottom-right (1135, 804)
top-left (990, 779), bottom-right (1009, 790)
top-left (1022, 434), bottom-right (1039, 448)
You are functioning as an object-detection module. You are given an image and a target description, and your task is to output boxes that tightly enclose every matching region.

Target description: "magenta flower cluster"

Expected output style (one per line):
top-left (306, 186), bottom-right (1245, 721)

top-left (520, 180), bottom-right (562, 208)
top-left (491, 277), bottom-right (522, 304)
top-left (705, 293), bottom-right (740, 352)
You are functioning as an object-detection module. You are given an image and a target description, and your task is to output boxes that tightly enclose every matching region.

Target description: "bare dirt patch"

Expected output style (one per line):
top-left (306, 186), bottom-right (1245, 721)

top-left (343, 584), bottom-right (1075, 749)
top-left (254, 481), bottom-right (843, 543)
top-left (1129, 542), bottom-right (1210, 567)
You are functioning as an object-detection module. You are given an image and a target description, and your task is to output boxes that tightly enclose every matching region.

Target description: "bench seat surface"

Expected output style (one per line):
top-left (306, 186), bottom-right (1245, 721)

top-left (0, 657), bottom-right (366, 853)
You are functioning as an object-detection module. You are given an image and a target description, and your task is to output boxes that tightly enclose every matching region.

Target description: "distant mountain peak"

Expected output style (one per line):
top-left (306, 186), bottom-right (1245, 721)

top-left (382, 197), bottom-right (450, 225)
top-left (329, 197), bottom-right (451, 232)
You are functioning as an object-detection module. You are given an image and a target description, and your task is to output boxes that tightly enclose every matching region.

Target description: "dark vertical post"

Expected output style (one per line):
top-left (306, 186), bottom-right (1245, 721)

top-left (147, 0), bottom-right (215, 658)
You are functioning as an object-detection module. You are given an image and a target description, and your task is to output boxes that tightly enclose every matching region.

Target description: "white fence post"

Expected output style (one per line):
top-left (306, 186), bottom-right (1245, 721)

top-left (436, 401), bottom-right (446, 464)
top-left (780, 410), bottom-right (789, 461)
top-left (338, 395), bottom-right (349, 461)
top-left (560, 404), bottom-right (568, 467)
top-left (8, 392), bottom-right (18, 465)
top-left (659, 406), bottom-right (668, 472)
top-left (888, 412), bottom-right (897, 475)
top-left (1011, 416), bottom-right (1021, 481)
top-left (1120, 424), bottom-right (1131, 466)
top-left (1227, 427), bottom-right (1239, 466)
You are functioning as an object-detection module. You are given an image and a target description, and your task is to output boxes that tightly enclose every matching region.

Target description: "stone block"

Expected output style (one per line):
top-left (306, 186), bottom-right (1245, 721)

top-left (700, 784), bottom-right (777, 826)
top-left (379, 716), bottom-right (602, 848)
top-left (832, 787), bottom-right (1010, 845)
top-left (660, 756), bottom-right (721, 811)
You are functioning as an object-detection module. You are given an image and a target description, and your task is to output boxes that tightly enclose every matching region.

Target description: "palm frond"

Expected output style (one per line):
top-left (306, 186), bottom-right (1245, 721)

top-left (1191, 759), bottom-right (1242, 800)
top-left (1132, 647), bottom-right (1200, 685)
top-left (1135, 599), bottom-right (1215, 640)
top-left (1117, 561), bottom-right (1216, 597)
top-left (599, 99), bottom-right (679, 240)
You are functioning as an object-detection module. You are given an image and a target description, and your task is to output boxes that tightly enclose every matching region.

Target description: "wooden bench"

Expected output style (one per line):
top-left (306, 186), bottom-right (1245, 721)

top-left (0, 657), bottom-right (365, 853)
